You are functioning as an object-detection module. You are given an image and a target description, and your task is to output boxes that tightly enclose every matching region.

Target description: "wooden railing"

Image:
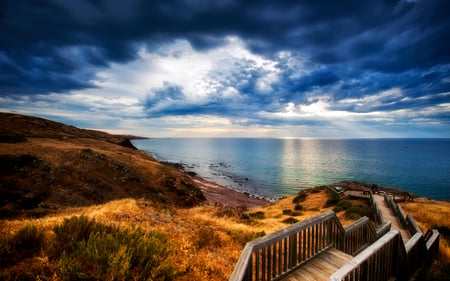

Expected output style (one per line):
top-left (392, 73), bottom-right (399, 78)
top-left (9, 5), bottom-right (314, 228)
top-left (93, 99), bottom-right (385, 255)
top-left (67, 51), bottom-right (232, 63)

top-left (230, 188), bottom-right (440, 281)
top-left (332, 215), bottom-right (390, 256)
top-left (330, 230), bottom-right (401, 281)
top-left (229, 210), bottom-right (388, 281)
top-left (334, 188), bottom-right (384, 226)
top-left (329, 194), bottom-right (441, 281)
top-left (330, 227), bottom-right (440, 281)
top-left (384, 193), bottom-right (423, 236)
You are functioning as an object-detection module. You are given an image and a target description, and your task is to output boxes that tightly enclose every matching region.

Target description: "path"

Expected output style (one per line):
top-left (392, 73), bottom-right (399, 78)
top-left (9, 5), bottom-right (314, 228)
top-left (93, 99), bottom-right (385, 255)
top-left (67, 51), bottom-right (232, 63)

top-left (279, 249), bottom-right (353, 281)
top-left (373, 194), bottom-right (411, 243)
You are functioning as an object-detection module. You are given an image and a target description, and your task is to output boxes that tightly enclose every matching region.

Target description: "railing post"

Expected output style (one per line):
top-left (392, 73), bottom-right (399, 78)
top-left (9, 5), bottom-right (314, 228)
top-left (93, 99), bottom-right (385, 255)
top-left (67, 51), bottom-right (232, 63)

top-left (289, 233), bottom-right (297, 268)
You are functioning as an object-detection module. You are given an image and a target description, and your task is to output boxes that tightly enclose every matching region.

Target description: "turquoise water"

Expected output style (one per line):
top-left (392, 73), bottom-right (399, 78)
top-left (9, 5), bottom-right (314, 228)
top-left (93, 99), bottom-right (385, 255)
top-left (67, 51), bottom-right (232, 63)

top-left (132, 138), bottom-right (450, 200)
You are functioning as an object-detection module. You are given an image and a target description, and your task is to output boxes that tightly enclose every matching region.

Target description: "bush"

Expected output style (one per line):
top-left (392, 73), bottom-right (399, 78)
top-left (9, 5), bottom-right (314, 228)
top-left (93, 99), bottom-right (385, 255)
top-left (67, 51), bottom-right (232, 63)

top-left (227, 230), bottom-right (265, 245)
top-left (0, 225), bottom-right (45, 266)
top-left (324, 193), bottom-right (340, 208)
top-left (52, 215), bottom-right (113, 256)
top-left (282, 209), bottom-right (292, 215)
top-left (344, 204), bottom-right (373, 220)
top-left (293, 191), bottom-right (307, 203)
top-left (295, 204), bottom-right (303, 211)
top-left (194, 226), bottom-right (221, 250)
top-left (53, 216), bottom-right (174, 281)
top-left (333, 200), bottom-right (352, 212)
top-left (282, 217), bottom-right (299, 224)
top-left (310, 186), bottom-right (324, 193)
top-left (249, 211), bottom-right (264, 219)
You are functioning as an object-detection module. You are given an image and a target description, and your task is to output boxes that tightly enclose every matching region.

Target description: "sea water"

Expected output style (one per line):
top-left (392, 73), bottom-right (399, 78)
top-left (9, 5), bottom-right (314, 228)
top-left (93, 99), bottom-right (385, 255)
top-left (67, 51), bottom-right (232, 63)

top-left (132, 138), bottom-right (450, 200)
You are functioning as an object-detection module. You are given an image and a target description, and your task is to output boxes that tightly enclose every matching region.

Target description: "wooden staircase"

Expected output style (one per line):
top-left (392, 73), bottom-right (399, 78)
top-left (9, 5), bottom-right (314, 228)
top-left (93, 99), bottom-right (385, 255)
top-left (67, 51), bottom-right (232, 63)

top-left (280, 249), bottom-right (352, 281)
top-left (229, 189), bottom-right (440, 281)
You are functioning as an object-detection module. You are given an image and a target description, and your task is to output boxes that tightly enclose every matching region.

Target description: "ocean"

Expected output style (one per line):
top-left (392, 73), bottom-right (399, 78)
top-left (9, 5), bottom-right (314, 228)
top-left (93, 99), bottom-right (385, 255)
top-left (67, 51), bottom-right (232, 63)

top-left (132, 138), bottom-right (450, 200)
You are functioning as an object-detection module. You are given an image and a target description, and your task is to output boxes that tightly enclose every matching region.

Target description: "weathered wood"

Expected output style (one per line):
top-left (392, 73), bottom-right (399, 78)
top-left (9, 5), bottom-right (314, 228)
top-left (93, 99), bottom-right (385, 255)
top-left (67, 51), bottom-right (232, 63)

top-left (330, 230), bottom-right (400, 281)
top-left (280, 249), bottom-right (352, 281)
top-left (406, 214), bottom-right (422, 235)
top-left (230, 192), bottom-right (440, 281)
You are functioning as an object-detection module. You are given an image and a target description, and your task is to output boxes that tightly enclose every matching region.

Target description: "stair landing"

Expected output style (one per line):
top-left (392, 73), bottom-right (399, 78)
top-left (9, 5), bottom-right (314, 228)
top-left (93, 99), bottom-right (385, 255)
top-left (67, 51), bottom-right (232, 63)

top-left (279, 248), bottom-right (353, 281)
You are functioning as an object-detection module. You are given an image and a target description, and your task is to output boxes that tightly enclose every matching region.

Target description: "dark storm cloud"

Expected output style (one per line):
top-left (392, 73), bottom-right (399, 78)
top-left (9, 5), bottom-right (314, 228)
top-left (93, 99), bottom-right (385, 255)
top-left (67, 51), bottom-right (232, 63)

top-left (1, 0), bottom-right (449, 137)
top-left (2, 0), bottom-right (450, 94)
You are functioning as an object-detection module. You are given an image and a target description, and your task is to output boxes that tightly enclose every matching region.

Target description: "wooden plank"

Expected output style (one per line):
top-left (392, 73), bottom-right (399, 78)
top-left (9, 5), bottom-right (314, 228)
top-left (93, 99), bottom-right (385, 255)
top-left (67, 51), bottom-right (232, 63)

top-left (279, 249), bottom-right (352, 281)
top-left (250, 210), bottom-right (335, 250)
top-left (331, 230), bottom-right (399, 281)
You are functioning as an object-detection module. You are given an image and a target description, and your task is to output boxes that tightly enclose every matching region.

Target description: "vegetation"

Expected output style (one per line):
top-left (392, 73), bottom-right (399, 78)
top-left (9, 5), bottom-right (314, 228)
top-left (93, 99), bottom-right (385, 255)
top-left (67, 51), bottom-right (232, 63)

top-left (282, 217), bottom-right (299, 224)
top-left (401, 200), bottom-right (450, 281)
top-left (324, 192), bottom-right (340, 208)
top-left (292, 190), bottom-right (308, 203)
top-left (1, 216), bottom-right (174, 281)
top-left (324, 190), bottom-right (373, 221)
top-left (0, 225), bottom-right (45, 267)
top-left (1, 182), bottom-right (447, 280)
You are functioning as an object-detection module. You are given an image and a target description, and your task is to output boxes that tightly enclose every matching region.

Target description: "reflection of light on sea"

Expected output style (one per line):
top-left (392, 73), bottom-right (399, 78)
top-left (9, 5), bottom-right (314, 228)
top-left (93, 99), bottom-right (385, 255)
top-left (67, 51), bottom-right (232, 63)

top-left (280, 139), bottom-right (318, 189)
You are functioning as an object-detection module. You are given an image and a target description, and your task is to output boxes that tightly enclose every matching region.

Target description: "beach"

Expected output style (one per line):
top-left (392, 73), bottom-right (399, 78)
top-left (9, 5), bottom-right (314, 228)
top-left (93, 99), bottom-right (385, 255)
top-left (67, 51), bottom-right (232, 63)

top-left (192, 177), bottom-right (270, 209)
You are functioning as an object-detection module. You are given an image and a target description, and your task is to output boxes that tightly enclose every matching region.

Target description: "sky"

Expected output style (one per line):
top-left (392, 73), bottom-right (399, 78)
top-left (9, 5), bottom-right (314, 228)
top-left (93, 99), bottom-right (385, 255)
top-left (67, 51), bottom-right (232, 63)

top-left (1, 0), bottom-right (449, 138)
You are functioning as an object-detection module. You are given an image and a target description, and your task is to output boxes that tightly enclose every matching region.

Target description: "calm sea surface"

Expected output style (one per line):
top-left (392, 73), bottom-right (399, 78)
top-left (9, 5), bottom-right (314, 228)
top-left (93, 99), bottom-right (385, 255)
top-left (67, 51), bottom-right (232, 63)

top-left (132, 138), bottom-right (450, 200)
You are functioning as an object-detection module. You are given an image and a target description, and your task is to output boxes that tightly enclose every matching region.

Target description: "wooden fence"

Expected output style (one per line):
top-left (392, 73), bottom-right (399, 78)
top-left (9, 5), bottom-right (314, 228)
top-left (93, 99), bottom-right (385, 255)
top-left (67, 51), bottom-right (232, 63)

top-left (229, 210), bottom-right (389, 281)
top-left (329, 192), bottom-right (440, 281)
top-left (230, 187), bottom-right (440, 281)
top-left (330, 227), bottom-right (440, 281)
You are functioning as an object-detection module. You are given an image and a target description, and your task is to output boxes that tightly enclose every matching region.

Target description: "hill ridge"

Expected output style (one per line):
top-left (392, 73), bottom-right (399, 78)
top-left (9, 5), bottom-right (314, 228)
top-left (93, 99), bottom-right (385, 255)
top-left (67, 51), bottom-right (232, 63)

top-left (0, 112), bottom-right (205, 218)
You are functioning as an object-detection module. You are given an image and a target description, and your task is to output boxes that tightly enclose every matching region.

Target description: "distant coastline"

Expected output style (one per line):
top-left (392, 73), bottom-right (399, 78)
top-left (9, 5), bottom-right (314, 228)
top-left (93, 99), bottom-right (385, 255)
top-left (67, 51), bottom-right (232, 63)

top-left (133, 138), bottom-right (450, 200)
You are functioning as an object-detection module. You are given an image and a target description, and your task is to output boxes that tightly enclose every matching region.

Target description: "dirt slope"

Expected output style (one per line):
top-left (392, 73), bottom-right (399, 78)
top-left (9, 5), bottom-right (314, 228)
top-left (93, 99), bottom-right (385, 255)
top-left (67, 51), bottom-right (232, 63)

top-left (0, 112), bottom-right (205, 217)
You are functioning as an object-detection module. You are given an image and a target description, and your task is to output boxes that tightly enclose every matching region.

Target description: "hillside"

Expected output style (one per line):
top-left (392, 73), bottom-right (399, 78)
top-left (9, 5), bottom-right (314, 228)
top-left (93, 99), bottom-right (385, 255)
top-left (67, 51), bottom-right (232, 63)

top-left (0, 112), bottom-right (448, 280)
top-left (0, 112), bottom-right (205, 218)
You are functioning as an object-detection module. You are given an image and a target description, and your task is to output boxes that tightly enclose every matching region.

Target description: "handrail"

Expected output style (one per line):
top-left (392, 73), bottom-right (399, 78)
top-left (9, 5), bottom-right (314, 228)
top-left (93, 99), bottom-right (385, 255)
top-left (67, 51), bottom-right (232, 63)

top-left (331, 217), bottom-right (440, 280)
top-left (332, 215), bottom-right (390, 256)
top-left (229, 210), bottom-right (336, 281)
top-left (230, 188), bottom-right (440, 281)
top-left (229, 210), bottom-right (387, 281)
top-left (330, 230), bottom-right (401, 281)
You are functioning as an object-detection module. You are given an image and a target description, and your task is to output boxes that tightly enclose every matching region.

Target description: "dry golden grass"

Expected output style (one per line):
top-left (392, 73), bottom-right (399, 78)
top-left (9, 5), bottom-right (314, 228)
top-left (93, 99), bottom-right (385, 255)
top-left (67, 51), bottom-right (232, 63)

top-left (6, 188), bottom-right (448, 280)
top-left (1, 190), bottom-right (333, 280)
top-left (400, 199), bottom-right (450, 279)
top-left (400, 200), bottom-right (450, 250)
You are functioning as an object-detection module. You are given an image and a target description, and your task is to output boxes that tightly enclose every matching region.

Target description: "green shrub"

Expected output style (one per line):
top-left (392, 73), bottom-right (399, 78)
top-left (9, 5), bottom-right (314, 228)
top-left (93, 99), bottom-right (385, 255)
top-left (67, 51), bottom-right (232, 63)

top-left (227, 230), bottom-right (265, 245)
top-left (295, 204), bottom-right (303, 211)
top-left (0, 237), bottom-right (12, 266)
top-left (310, 186), bottom-right (324, 193)
top-left (13, 225), bottom-right (44, 256)
top-left (344, 204), bottom-right (373, 220)
top-left (249, 211), bottom-right (264, 219)
top-left (282, 217), bottom-right (299, 224)
top-left (282, 209), bottom-right (292, 215)
top-left (324, 193), bottom-right (340, 208)
top-left (0, 225), bottom-right (45, 266)
top-left (293, 191), bottom-right (307, 203)
top-left (53, 216), bottom-right (174, 281)
top-left (291, 211), bottom-right (303, 216)
top-left (333, 200), bottom-right (352, 212)
top-left (52, 215), bottom-right (114, 256)
top-left (194, 226), bottom-right (221, 250)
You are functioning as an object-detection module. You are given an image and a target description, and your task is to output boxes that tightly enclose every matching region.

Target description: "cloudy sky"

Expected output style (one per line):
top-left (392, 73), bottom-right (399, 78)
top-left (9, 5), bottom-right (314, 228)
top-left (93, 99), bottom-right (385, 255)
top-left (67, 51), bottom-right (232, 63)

top-left (1, 0), bottom-right (449, 138)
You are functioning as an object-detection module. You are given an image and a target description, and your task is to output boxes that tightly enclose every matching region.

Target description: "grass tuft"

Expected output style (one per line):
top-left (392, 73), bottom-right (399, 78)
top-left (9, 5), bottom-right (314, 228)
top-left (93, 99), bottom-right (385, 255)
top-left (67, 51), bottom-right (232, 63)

top-left (194, 225), bottom-right (221, 250)
top-left (282, 217), bottom-right (299, 224)
top-left (292, 191), bottom-right (307, 203)
top-left (50, 215), bottom-right (175, 281)
top-left (0, 225), bottom-right (45, 266)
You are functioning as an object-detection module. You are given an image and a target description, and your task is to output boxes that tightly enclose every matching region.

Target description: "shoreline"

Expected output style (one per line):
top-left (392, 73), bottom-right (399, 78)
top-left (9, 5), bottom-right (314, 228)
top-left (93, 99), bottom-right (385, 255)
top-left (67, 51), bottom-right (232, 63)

top-left (192, 177), bottom-right (271, 209)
